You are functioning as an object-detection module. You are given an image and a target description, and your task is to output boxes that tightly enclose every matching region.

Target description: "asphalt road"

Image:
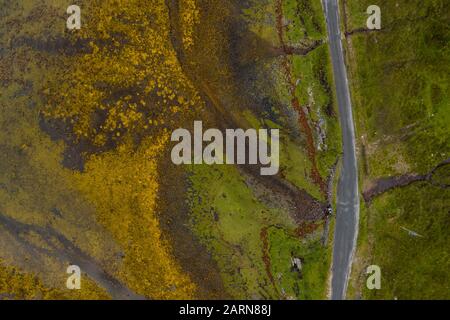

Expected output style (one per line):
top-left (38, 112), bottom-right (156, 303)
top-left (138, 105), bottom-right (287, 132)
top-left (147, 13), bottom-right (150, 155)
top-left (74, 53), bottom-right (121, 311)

top-left (322, 0), bottom-right (360, 300)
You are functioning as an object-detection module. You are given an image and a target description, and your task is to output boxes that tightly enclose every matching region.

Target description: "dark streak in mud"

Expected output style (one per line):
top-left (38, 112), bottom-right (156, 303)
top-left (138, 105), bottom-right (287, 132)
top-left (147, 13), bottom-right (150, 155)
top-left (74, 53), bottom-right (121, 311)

top-left (39, 116), bottom-right (110, 172)
top-left (363, 158), bottom-right (450, 202)
top-left (8, 31), bottom-right (133, 56)
top-left (345, 28), bottom-right (383, 37)
top-left (0, 213), bottom-right (144, 300)
top-left (271, 41), bottom-right (324, 57)
top-left (9, 36), bottom-right (93, 56)
top-left (243, 165), bottom-right (326, 222)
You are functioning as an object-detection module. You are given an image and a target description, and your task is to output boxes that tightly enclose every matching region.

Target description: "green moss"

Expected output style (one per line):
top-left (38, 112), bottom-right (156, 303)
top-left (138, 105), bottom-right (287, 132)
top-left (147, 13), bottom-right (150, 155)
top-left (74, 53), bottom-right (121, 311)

top-left (268, 226), bottom-right (330, 299)
top-left (346, 0), bottom-right (450, 299)
top-left (187, 164), bottom-right (296, 299)
top-left (283, 0), bottom-right (326, 41)
top-left (348, 0), bottom-right (449, 174)
top-left (363, 184), bottom-right (450, 299)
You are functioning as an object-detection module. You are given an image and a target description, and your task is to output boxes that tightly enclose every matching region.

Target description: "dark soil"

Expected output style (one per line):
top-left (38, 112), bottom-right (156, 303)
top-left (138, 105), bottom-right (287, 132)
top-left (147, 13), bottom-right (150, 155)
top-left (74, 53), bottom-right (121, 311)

top-left (363, 158), bottom-right (450, 202)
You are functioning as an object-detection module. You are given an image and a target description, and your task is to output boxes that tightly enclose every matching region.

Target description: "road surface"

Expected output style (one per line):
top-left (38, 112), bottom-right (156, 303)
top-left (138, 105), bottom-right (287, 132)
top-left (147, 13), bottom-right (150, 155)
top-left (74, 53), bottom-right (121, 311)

top-left (322, 0), bottom-right (360, 300)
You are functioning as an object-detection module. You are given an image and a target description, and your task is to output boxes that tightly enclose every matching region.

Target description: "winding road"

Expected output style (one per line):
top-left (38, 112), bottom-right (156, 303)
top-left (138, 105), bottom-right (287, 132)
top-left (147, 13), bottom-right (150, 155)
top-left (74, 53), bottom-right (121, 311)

top-left (322, 0), bottom-right (360, 300)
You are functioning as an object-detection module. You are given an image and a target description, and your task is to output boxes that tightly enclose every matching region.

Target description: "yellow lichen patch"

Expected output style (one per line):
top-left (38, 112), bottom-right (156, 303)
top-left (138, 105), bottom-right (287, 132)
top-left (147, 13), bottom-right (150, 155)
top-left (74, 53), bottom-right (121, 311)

top-left (74, 135), bottom-right (196, 299)
top-left (2, 0), bottom-right (203, 299)
top-left (42, 0), bottom-right (202, 144)
top-left (39, 0), bottom-right (203, 298)
top-left (180, 0), bottom-right (201, 50)
top-left (0, 260), bottom-right (109, 300)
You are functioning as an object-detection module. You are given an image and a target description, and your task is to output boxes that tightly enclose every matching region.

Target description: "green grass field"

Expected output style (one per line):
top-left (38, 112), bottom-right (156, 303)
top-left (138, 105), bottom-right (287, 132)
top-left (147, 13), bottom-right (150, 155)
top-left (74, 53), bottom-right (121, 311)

top-left (344, 0), bottom-right (450, 299)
